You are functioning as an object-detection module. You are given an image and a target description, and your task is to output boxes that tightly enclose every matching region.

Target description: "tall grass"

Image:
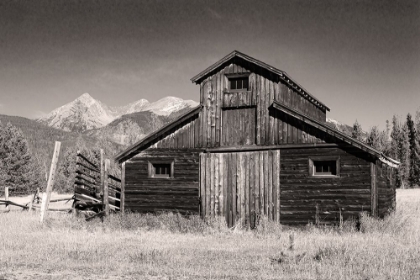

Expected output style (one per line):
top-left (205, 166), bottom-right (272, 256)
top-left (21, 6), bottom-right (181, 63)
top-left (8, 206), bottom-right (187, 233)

top-left (0, 189), bottom-right (419, 279)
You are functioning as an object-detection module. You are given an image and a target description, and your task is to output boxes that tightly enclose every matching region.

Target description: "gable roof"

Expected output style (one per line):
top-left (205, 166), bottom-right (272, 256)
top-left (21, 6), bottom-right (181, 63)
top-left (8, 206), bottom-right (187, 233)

top-left (271, 101), bottom-right (399, 168)
top-left (191, 50), bottom-right (330, 112)
top-left (114, 105), bottom-right (202, 163)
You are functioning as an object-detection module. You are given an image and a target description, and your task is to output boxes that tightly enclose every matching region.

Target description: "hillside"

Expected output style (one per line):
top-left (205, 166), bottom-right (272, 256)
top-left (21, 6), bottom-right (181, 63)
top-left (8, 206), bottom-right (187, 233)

top-left (0, 114), bottom-right (123, 176)
top-left (85, 106), bottom-right (194, 146)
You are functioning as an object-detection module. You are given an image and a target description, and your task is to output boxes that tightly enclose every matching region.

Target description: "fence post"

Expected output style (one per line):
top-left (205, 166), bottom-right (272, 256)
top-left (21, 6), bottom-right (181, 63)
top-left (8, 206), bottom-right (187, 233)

top-left (40, 141), bottom-right (61, 223)
top-left (100, 149), bottom-right (105, 196)
top-left (103, 159), bottom-right (110, 217)
top-left (120, 162), bottom-right (125, 214)
top-left (4, 187), bottom-right (9, 211)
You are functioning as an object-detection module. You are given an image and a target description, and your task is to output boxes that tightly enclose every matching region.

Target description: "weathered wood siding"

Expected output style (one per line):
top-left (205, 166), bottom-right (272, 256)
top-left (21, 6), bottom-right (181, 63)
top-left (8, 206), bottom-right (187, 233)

top-left (199, 56), bottom-right (326, 147)
top-left (124, 149), bottom-right (200, 214)
top-left (222, 107), bottom-right (256, 146)
top-left (200, 150), bottom-right (281, 228)
top-left (146, 104), bottom-right (333, 151)
top-left (147, 114), bottom-right (201, 149)
top-left (280, 147), bottom-right (372, 225)
top-left (376, 162), bottom-right (396, 218)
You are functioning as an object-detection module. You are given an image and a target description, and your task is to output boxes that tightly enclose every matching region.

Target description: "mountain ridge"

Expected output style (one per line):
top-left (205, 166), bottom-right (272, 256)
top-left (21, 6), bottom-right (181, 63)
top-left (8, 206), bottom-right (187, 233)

top-left (38, 93), bottom-right (198, 132)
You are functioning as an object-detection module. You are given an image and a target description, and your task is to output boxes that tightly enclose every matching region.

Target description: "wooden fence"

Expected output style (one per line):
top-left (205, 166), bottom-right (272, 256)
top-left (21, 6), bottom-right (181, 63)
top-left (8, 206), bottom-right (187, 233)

top-left (74, 150), bottom-right (122, 220)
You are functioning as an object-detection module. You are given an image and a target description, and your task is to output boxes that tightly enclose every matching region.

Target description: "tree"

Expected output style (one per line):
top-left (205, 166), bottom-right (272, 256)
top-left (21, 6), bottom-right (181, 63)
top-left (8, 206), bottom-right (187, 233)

top-left (398, 123), bottom-right (411, 188)
top-left (406, 113), bottom-right (420, 187)
top-left (0, 122), bottom-right (42, 195)
top-left (352, 120), bottom-right (363, 141)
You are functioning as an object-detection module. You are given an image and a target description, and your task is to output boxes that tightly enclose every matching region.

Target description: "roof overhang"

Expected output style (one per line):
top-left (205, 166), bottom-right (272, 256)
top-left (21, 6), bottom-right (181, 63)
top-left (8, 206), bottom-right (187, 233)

top-left (191, 50), bottom-right (330, 112)
top-left (114, 105), bottom-right (203, 163)
top-left (270, 101), bottom-right (400, 168)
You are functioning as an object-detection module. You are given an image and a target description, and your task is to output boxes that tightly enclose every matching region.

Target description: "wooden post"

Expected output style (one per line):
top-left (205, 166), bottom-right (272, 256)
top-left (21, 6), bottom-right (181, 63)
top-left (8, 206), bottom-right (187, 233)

top-left (40, 193), bottom-right (48, 221)
top-left (100, 149), bottom-right (105, 196)
top-left (40, 141), bottom-right (61, 223)
top-left (103, 159), bottom-right (110, 216)
top-left (4, 187), bottom-right (9, 211)
top-left (120, 162), bottom-right (125, 214)
top-left (371, 161), bottom-right (378, 218)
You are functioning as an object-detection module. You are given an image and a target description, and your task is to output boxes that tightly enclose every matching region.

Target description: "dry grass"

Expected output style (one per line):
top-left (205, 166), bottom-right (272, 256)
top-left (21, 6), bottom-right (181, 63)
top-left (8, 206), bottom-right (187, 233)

top-left (1, 189), bottom-right (420, 279)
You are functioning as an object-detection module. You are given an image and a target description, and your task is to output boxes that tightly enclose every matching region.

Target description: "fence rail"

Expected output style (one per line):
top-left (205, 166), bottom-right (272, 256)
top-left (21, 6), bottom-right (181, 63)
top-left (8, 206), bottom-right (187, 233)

top-left (73, 149), bottom-right (122, 220)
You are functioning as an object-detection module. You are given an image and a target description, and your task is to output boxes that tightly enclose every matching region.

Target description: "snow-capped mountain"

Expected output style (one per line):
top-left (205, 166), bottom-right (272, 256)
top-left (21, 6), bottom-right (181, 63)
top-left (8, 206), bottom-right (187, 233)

top-left (38, 93), bottom-right (198, 132)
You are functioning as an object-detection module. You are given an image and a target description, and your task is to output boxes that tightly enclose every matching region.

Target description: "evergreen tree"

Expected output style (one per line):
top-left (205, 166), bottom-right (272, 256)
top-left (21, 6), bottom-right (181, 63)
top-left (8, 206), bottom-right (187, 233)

top-left (390, 116), bottom-right (401, 186)
top-left (0, 122), bottom-right (42, 195)
top-left (367, 126), bottom-right (382, 150)
top-left (406, 113), bottom-right (420, 187)
top-left (352, 120), bottom-right (363, 141)
top-left (398, 123), bottom-right (411, 188)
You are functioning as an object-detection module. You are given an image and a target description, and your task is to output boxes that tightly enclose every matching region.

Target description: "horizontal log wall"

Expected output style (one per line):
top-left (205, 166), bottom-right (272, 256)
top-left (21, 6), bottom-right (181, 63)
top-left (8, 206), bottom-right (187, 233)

top-left (200, 150), bottom-right (280, 228)
top-left (280, 147), bottom-right (373, 225)
top-left (125, 149), bottom-right (200, 214)
top-left (376, 162), bottom-right (396, 218)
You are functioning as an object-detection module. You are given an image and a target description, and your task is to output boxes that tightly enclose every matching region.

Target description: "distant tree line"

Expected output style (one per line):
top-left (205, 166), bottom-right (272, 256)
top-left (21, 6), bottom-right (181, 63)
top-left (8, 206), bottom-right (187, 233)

top-left (0, 120), bottom-right (122, 196)
top-left (352, 109), bottom-right (420, 188)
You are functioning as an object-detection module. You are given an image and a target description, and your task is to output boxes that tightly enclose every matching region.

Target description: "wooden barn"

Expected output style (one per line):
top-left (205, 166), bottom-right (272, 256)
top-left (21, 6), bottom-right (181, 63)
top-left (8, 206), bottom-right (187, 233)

top-left (115, 51), bottom-right (399, 226)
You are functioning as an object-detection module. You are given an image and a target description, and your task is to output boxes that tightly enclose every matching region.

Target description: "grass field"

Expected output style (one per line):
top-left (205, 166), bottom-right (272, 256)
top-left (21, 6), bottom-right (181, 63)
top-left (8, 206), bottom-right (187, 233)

top-left (0, 189), bottom-right (419, 280)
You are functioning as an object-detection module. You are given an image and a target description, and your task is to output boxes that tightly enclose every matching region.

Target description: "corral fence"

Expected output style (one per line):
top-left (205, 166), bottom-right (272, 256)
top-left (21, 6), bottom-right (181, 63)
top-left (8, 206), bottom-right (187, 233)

top-left (74, 149), bottom-right (123, 220)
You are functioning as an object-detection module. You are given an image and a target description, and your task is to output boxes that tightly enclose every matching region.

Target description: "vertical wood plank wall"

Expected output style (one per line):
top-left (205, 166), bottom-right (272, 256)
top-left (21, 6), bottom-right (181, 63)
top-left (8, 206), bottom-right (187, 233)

top-left (222, 107), bottom-right (256, 146)
top-left (199, 57), bottom-right (327, 148)
top-left (200, 150), bottom-right (280, 228)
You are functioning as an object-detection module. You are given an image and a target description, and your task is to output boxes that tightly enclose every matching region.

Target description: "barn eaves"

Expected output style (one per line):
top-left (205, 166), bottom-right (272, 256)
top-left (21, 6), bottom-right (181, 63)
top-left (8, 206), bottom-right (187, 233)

top-left (114, 105), bottom-right (203, 163)
top-left (270, 101), bottom-right (400, 168)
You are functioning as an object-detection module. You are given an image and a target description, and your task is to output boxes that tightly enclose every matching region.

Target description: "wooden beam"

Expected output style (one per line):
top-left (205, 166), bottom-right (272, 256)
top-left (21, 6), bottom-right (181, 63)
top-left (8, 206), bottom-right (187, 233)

top-left (205, 143), bottom-right (339, 153)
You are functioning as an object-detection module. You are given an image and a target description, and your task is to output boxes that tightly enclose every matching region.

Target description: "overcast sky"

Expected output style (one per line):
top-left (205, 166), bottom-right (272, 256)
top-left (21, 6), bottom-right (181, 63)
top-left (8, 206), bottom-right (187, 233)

top-left (0, 0), bottom-right (419, 130)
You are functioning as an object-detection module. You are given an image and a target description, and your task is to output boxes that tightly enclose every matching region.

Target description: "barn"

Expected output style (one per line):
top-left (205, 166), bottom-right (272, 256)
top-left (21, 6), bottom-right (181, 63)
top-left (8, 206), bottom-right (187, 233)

top-left (115, 50), bottom-right (399, 226)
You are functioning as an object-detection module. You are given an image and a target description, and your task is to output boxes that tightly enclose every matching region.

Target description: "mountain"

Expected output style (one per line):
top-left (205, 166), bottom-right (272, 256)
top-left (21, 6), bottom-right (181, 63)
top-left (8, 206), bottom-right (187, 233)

top-left (85, 107), bottom-right (194, 146)
top-left (326, 118), bottom-right (367, 139)
top-left (38, 93), bottom-right (198, 132)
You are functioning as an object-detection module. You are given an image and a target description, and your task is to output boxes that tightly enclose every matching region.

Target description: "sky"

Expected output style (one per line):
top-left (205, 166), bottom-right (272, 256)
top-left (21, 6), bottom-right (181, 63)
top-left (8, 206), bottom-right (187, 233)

top-left (0, 0), bottom-right (419, 130)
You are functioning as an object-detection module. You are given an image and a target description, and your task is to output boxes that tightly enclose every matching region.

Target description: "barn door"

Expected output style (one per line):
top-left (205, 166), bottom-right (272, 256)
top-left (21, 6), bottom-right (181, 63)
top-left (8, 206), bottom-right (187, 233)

top-left (199, 150), bottom-right (280, 228)
top-left (222, 107), bottom-right (256, 146)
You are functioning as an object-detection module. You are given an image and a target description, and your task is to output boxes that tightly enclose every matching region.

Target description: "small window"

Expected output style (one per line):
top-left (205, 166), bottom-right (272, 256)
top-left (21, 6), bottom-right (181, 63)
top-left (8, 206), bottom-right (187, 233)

top-left (149, 162), bottom-right (174, 178)
top-left (314, 161), bottom-right (337, 175)
top-left (229, 77), bottom-right (249, 91)
top-left (309, 158), bottom-right (339, 177)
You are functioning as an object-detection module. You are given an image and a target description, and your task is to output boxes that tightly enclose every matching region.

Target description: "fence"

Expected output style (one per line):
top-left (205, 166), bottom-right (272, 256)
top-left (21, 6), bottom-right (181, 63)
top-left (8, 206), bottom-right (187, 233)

top-left (73, 149), bottom-right (122, 220)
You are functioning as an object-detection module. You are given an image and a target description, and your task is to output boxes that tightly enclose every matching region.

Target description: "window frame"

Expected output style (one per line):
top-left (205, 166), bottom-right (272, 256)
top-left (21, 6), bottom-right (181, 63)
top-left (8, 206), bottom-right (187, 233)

top-left (148, 161), bottom-right (174, 179)
top-left (225, 73), bottom-right (251, 92)
top-left (308, 157), bottom-right (340, 178)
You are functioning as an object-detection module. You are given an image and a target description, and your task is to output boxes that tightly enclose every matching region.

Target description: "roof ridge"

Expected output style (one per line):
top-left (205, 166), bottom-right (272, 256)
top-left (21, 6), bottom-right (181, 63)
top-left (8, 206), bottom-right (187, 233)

top-left (190, 50), bottom-right (330, 112)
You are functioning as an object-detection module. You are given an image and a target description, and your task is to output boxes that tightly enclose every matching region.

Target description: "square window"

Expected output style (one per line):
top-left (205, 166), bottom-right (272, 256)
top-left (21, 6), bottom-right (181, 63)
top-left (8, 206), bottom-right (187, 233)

top-left (229, 77), bottom-right (249, 91)
top-left (149, 162), bottom-right (174, 178)
top-left (309, 158), bottom-right (339, 177)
